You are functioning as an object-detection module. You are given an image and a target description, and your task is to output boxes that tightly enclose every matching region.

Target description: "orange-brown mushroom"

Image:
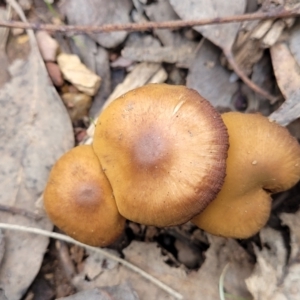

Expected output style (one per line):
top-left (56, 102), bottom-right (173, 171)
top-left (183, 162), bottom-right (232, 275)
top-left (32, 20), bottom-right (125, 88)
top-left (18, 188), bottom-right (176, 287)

top-left (192, 112), bottom-right (300, 239)
top-left (44, 145), bottom-right (126, 246)
top-left (93, 84), bottom-right (229, 227)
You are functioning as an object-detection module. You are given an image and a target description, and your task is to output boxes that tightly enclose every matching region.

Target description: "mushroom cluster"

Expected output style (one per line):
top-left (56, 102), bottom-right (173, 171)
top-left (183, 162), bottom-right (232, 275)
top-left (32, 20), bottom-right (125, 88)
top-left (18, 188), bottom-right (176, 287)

top-left (44, 84), bottom-right (228, 246)
top-left (43, 84), bottom-right (300, 246)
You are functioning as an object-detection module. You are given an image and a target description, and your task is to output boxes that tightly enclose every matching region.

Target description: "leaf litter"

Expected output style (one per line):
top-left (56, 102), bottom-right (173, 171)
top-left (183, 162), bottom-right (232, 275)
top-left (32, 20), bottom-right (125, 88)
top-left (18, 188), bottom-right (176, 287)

top-left (0, 0), bottom-right (73, 299)
top-left (1, 0), bottom-right (300, 299)
top-left (246, 210), bottom-right (300, 300)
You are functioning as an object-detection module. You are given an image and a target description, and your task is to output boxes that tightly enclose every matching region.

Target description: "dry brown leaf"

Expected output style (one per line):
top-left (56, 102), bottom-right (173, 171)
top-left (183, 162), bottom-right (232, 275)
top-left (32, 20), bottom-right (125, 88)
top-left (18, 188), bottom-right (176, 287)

top-left (83, 249), bottom-right (120, 281)
top-left (281, 210), bottom-right (300, 268)
top-left (100, 63), bottom-right (163, 111)
top-left (121, 44), bottom-right (197, 65)
top-left (89, 47), bottom-right (111, 118)
top-left (269, 42), bottom-right (300, 125)
top-left (144, 0), bottom-right (181, 47)
top-left (62, 93), bottom-right (92, 122)
top-left (269, 90), bottom-right (300, 126)
top-left (246, 212), bottom-right (300, 300)
top-left (148, 68), bottom-right (168, 84)
top-left (35, 31), bottom-right (58, 62)
top-left (229, 36), bottom-right (264, 76)
top-left (144, 0), bottom-right (196, 50)
top-left (58, 284), bottom-right (139, 300)
top-left (251, 19), bottom-right (274, 39)
top-left (0, 7), bottom-right (9, 50)
top-left (270, 42), bottom-right (300, 100)
top-left (59, 0), bottom-right (132, 48)
top-left (249, 55), bottom-right (274, 114)
top-left (125, 32), bottom-right (161, 50)
top-left (289, 21), bottom-right (300, 67)
top-left (0, 1), bottom-right (74, 298)
top-left (187, 40), bottom-right (260, 113)
top-left (0, 49), bottom-right (74, 298)
top-left (18, 0), bottom-right (32, 11)
top-left (73, 237), bottom-right (252, 300)
top-left (67, 34), bottom-right (111, 118)
top-left (261, 20), bottom-right (286, 48)
top-left (69, 34), bottom-right (98, 73)
top-left (0, 7), bottom-right (11, 87)
top-left (169, 0), bottom-right (246, 51)
top-left (57, 53), bottom-right (101, 96)
top-left (187, 40), bottom-right (238, 110)
top-left (246, 228), bottom-right (287, 299)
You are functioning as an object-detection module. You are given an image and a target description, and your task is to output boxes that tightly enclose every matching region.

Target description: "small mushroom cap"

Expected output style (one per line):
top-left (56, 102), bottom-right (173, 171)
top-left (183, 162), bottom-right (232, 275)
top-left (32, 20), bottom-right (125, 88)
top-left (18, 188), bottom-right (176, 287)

top-left (192, 112), bottom-right (300, 239)
top-left (44, 145), bottom-right (126, 246)
top-left (93, 84), bottom-right (229, 226)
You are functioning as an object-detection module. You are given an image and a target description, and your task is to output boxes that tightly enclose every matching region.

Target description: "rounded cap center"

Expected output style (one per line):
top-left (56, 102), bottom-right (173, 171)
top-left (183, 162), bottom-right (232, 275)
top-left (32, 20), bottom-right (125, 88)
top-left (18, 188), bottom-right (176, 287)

top-left (132, 128), bottom-right (169, 168)
top-left (73, 181), bottom-right (101, 208)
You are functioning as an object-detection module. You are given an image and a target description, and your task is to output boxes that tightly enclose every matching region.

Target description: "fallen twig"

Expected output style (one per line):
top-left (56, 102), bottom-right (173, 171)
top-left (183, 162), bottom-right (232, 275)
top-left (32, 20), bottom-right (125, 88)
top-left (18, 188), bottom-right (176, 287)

top-left (224, 49), bottom-right (279, 103)
top-left (0, 6), bottom-right (299, 34)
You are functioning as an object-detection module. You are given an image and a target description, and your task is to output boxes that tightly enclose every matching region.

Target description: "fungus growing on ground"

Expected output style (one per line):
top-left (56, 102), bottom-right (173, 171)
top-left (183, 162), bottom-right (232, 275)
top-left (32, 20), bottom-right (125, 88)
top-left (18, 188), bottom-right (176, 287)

top-left (43, 145), bottom-right (126, 246)
top-left (192, 112), bottom-right (300, 239)
top-left (93, 84), bottom-right (229, 227)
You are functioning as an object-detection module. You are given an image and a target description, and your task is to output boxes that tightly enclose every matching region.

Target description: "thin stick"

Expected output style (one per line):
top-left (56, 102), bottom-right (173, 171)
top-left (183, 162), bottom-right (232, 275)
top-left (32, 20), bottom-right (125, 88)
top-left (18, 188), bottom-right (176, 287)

top-left (0, 223), bottom-right (183, 300)
top-left (0, 6), bottom-right (299, 33)
top-left (224, 48), bottom-right (278, 103)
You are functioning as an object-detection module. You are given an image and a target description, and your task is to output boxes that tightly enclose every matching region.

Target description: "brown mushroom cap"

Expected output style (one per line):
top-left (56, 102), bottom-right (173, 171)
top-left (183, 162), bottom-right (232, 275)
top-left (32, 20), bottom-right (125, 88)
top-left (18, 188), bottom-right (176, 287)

top-left (93, 84), bottom-right (229, 226)
top-left (192, 112), bottom-right (300, 239)
top-left (44, 145), bottom-right (126, 246)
